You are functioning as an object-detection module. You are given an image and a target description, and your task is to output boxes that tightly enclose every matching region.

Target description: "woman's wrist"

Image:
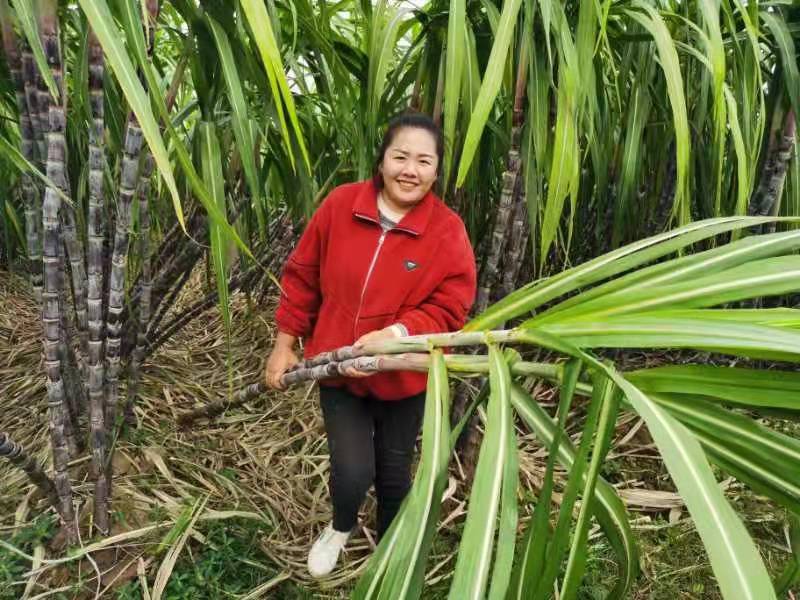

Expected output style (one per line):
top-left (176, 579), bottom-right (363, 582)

top-left (275, 330), bottom-right (299, 351)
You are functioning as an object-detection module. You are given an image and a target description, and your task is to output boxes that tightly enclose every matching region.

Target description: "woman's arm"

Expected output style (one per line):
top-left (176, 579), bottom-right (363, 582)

top-left (265, 331), bottom-right (299, 389)
top-left (274, 202), bottom-right (330, 337)
top-left (267, 200), bottom-right (331, 388)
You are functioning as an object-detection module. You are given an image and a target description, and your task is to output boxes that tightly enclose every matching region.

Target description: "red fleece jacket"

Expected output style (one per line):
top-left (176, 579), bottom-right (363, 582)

top-left (275, 179), bottom-right (477, 400)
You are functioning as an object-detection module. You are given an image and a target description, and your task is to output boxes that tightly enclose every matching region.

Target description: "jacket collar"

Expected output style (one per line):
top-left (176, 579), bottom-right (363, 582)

top-left (352, 178), bottom-right (435, 236)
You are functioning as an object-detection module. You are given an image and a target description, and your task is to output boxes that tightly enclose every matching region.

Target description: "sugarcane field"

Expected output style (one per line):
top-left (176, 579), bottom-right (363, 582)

top-left (1, 0), bottom-right (800, 598)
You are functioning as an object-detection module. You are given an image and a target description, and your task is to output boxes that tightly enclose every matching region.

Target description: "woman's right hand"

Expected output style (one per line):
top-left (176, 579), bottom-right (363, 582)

top-left (265, 332), bottom-right (300, 390)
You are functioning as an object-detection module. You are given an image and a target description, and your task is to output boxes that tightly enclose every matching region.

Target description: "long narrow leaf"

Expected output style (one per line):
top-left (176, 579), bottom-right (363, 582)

top-left (510, 384), bottom-right (638, 599)
top-left (456, 0), bottom-right (523, 186)
top-left (517, 328), bottom-right (777, 600)
top-left (448, 345), bottom-right (513, 600)
top-left (240, 0), bottom-right (310, 171)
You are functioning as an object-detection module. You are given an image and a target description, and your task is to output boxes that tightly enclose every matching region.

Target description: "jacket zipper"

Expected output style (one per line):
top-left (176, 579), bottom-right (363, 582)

top-left (353, 229), bottom-right (388, 339)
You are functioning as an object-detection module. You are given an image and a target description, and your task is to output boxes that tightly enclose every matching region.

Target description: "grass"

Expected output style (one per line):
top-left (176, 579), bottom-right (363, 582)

top-left (114, 518), bottom-right (309, 600)
top-left (0, 514), bottom-right (57, 600)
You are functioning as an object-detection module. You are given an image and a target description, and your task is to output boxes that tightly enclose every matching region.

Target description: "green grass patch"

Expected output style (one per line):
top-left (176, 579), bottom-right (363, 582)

top-left (0, 513), bottom-right (57, 600)
top-left (115, 518), bottom-right (309, 599)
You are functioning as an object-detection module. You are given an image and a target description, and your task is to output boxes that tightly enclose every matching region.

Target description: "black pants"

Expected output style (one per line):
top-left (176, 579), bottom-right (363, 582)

top-left (319, 385), bottom-right (425, 538)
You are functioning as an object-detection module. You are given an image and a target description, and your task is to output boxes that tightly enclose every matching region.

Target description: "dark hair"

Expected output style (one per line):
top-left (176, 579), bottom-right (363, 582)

top-left (372, 112), bottom-right (444, 189)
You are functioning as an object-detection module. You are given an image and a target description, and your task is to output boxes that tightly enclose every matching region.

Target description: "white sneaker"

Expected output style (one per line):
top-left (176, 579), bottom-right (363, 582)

top-left (307, 524), bottom-right (351, 578)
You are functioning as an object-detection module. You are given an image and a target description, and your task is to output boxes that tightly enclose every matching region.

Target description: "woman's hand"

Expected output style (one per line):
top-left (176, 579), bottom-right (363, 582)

top-left (265, 332), bottom-right (300, 390)
top-left (345, 327), bottom-right (401, 377)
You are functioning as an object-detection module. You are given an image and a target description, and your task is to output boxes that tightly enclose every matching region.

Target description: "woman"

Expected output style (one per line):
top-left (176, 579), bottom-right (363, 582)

top-left (265, 112), bottom-right (477, 578)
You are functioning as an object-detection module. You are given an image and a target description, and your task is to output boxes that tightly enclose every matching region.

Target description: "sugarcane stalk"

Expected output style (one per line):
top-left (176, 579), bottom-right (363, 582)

top-left (474, 135), bottom-right (520, 314)
top-left (145, 216), bottom-right (289, 352)
top-left (456, 43), bottom-right (529, 477)
top-left (21, 41), bottom-right (46, 166)
top-left (500, 41), bottom-right (530, 300)
top-left (57, 233), bottom-right (81, 459)
top-left (122, 1), bottom-right (159, 428)
top-left (761, 110), bottom-right (796, 228)
top-left (84, 27), bottom-right (110, 534)
top-left (101, 1), bottom-right (160, 522)
top-left (38, 0), bottom-right (76, 540)
top-left (651, 144), bottom-right (676, 235)
top-left (61, 199), bottom-right (88, 383)
top-left (0, 432), bottom-right (59, 509)
top-left (179, 353), bottom-right (558, 426)
top-left (146, 265), bottom-right (192, 338)
top-left (123, 155), bottom-right (154, 428)
top-left (144, 264), bottom-right (262, 358)
top-left (1, 15), bottom-right (42, 302)
top-left (102, 107), bottom-right (144, 518)
top-left (122, 192), bottom-right (253, 358)
top-left (287, 329), bottom-right (521, 374)
top-left (141, 208), bottom-right (289, 360)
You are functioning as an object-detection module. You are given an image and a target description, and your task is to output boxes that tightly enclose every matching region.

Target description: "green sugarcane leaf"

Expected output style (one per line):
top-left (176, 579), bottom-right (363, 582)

top-left (361, 0), bottom-right (412, 179)
top-left (510, 384), bottom-right (638, 599)
top-left (534, 229), bottom-right (800, 324)
top-left (374, 350), bottom-right (451, 600)
top-left (353, 350), bottom-right (450, 599)
top-left (462, 20), bottom-right (481, 114)
top-left (456, 0), bottom-right (523, 187)
top-left (538, 256), bottom-right (800, 323)
top-left (8, 0), bottom-right (58, 102)
top-left (655, 404), bottom-right (800, 513)
top-left (761, 10), bottom-right (800, 122)
top-left (465, 216), bottom-right (787, 331)
top-left (698, 0), bottom-right (727, 217)
top-left (612, 75), bottom-right (650, 247)
top-left (532, 362), bottom-right (606, 600)
top-left (628, 365), bottom-right (800, 411)
top-left (539, 312), bottom-right (800, 363)
top-left (206, 15), bottom-right (262, 223)
top-left (2, 193), bottom-right (24, 248)
top-left (775, 515), bottom-right (800, 594)
top-left (539, 53), bottom-right (579, 264)
top-left (627, 3), bottom-right (691, 226)
top-left (560, 376), bottom-right (620, 600)
top-left (701, 439), bottom-right (800, 515)
top-left (442, 0), bottom-right (465, 184)
top-left (448, 345), bottom-right (513, 600)
top-left (78, 0), bottom-right (185, 229)
top-left (652, 394), bottom-right (800, 496)
top-left (724, 84), bottom-right (751, 220)
top-left (510, 359), bottom-right (582, 600)
top-left (240, 0), bottom-right (310, 172)
top-left (0, 134), bottom-right (72, 205)
top-left (199, 122), bottom-right (231, 335)
top-left (516, 328), bottom-right (777, 600)
top-left (486, 383), bottom-right (518, 600)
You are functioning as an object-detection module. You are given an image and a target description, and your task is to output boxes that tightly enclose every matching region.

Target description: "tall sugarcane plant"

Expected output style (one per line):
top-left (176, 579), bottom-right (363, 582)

top-left (0, 0), bottom-right (307, 541)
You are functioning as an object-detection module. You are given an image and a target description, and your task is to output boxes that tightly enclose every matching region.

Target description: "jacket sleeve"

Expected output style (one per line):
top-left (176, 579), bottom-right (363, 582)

top-left (396, 224), bottom-right (477, 336)
top-left (274, 201), bottom-right (329, 338)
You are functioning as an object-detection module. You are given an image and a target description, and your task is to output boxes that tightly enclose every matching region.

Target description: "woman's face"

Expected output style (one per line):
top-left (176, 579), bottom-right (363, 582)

top-left (378, 127), bottom-right (439, 210)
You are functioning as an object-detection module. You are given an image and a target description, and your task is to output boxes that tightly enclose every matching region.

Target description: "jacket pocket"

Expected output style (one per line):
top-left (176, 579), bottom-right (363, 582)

top-left (307, 297), bottom-right (355, 357)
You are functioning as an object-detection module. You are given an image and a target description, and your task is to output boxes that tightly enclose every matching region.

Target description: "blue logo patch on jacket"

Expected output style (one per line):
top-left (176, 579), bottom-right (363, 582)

top-left (405, 260), bottom-right (418, 271)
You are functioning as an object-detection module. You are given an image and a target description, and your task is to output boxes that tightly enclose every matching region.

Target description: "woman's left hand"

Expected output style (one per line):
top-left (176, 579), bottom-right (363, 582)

top-left (345, 327), bottom-right (400, 377)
